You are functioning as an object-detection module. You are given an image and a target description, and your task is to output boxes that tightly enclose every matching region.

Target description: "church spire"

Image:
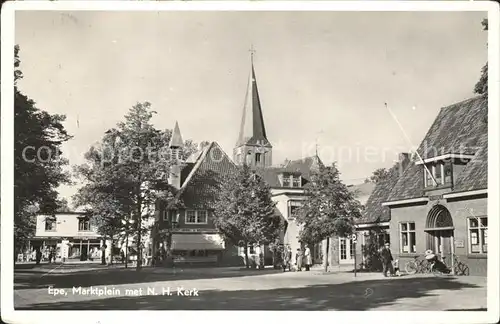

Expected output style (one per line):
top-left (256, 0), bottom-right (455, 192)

top-left (234, 47), bottom-right (273, 168)
top-left (169, 121), bottom-right (184, 148)
top-left (236, 46), bottom-right (270, 148)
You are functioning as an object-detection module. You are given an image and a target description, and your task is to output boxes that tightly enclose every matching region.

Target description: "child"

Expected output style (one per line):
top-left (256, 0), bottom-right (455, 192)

top-left (392, 259), bottom-right (401, 276)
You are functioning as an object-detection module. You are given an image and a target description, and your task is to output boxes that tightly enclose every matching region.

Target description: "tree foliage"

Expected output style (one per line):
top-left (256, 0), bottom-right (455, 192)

top-left (294, 163), bottom-right (362, 245)
top-left (474, 18), bottom-right (488, 95)
top-left (14, 45), bottom-right (72, 251)
top-left (213, 164), bottom-right (281, 267)
top-left (365, 168), bottom-right (389, 184)
top-left (73, 102), bottom-right (204, 269)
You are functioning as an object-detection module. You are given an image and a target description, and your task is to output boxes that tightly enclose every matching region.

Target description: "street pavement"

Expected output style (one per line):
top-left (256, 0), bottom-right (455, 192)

top-left (14, 263), bottom-right (487, 310)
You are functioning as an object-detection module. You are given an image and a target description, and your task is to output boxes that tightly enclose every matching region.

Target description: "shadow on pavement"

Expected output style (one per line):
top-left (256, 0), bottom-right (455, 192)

top-left (14, 265), bottom-right (282, 290)
top-left (16, 276), bottom-right (484, 310)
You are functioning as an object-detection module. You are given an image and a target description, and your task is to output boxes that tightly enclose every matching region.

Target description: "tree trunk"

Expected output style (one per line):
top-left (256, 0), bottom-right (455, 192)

top-left (109, 240), bottom-right (114, 265)
top-left (136, 220), bottom-right (142, 271)
top-left (324, 237), bottom-right (330, 272)
top-left (101, 238), bottom-right (106, 265)
top-left (244, 243), bottom-right (249, 269)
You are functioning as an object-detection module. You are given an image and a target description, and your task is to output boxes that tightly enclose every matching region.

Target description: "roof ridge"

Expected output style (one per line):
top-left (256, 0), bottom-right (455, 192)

top-left (439, 94), bottom-right (487, 111)
top-left (177, 142), bottom-right (214, 194)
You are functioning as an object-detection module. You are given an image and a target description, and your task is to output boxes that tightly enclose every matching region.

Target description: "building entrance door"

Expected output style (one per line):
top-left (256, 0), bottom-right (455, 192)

top-left (425, 204), bottom-right (455, 267)
top-left (339, 237), bottom-right (355, 264)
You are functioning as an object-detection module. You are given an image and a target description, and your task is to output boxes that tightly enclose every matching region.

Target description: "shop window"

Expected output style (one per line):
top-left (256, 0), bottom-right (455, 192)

top-left (468, 217), bottom-right (487, 254)
top-left (400, 222), bottom-right (416, 253)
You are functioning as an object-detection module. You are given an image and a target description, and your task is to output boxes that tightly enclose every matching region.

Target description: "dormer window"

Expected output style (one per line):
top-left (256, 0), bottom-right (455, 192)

top-left (423, 160), bottom-right (453, 188)
top-left (292, 175), bottom-right (301, 187)
top-left (282, 174), bottom-right (291, 187)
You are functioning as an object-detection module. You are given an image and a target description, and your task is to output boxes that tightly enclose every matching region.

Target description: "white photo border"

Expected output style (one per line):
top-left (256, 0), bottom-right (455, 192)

top-left (1, 1), bottom-right (499, 324)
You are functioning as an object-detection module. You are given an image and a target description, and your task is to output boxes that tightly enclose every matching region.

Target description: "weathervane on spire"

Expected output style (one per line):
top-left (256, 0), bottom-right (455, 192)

top-left (249, 44), bottom-right (256, 62)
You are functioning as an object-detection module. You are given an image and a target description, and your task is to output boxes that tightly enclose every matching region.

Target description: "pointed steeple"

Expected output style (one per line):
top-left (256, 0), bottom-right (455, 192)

top-left (169, 121), bottom-right (184, 148)
top-left (233, 48), bottom-right (273, 168)
top-left (236, 51), bottom-right (270, 148)
top-left (169, 121), bottom-right (184, 189)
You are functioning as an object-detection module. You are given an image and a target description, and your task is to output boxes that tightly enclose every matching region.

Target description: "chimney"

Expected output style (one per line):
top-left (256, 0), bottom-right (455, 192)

top-left (398, 153), bottom-right (410, 177)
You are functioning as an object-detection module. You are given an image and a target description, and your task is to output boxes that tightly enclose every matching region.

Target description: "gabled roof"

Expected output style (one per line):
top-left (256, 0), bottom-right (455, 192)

top-left (387, 95), bottom-right (488, 201)
top-left (417, 95), bottom-right (487, 158)
top-left (256, 155), bottom-right (323, 187)
top-left (176, 142), bottom-right (237, 209)
top-left (236, 59), bottom-right (271, 148)
top-left (356, 164), bottom-right (400, 224)
top-left (454, 132), bottom-right (488, 192)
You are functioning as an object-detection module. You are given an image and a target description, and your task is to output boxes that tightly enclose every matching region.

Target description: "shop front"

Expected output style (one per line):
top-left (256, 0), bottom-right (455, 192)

top-left (389, 195), bottom-right (487, 276)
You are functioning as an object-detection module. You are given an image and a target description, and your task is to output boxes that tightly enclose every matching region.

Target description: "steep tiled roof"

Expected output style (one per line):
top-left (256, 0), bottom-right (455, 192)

top-left (454, 133), bottom-right (488, 192)
top-left (385, 159), bottom-right (425, 201)
top-left (256, 155), bottom-right (323, 188)
top-left (388, 95), bottom-right (488, 201)
top-left (417, 95), bottom-right (487, 158)
top-left (356, 165), bottom-right (400, 224)
top-left (177, 142), bottom-right (237, 209)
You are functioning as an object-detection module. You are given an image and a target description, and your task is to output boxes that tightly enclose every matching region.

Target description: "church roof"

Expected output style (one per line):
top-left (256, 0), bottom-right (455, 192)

top-left (256, 155), bottom-right (324, 187)
top-left (236, 59), bottom-right (271, 148)
top-left (169, 121), bottom-right (184, 148)
top-left (387, 94), bottom-right (488, 202)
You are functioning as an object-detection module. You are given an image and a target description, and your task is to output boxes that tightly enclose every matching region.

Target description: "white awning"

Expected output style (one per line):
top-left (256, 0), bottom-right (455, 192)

top-left (171, 233), bottom-right (225, 250)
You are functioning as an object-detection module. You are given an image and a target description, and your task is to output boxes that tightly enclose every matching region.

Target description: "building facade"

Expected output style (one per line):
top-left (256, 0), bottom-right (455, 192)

top-left (28, 212), bottom-right (112, 262)
top-left (382, 95), bottom-right (488, 275)
top-left (152, 55), bottom-right (380, 267)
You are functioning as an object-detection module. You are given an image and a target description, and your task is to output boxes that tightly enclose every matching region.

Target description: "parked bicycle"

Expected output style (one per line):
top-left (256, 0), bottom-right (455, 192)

top-left (405, 255), bottom-right (432, 275)
top-left (430, 254), bottom-right (470, 276)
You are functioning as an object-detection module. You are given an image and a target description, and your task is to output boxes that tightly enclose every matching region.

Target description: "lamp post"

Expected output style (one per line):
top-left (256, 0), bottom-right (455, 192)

top-left (121, 218), bottom-right (135, 268)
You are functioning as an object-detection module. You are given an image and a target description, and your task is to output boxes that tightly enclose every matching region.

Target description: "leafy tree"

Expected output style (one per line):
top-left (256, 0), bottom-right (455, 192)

top-left (293, 163), bottom-right (362, 272)
top-left (365, 168), bottom-right (389, 184)
top-left (74, 102), bottom-right (205, 270)
top-left (213, 164), bottom-right (281, 268)
top-left (474, 18), bottom-right (488, 95)
top-left (14, 45), bottom-right (72, 255)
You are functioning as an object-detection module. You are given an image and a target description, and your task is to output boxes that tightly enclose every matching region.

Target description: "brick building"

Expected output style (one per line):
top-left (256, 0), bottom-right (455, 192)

top-left (381, 95), bottom-right (488, 275)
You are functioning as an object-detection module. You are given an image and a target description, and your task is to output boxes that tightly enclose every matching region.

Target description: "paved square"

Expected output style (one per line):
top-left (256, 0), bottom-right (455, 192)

top-left (14, 264), bottom-right (487, 310)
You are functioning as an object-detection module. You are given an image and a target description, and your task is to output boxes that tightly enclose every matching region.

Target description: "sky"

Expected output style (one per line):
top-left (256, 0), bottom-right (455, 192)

top-left (15, 10), bottom-right (487, 206)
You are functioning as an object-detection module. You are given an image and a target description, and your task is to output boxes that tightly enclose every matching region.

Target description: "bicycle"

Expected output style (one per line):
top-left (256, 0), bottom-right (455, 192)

top-left (431, 255), bottom-right (470, 276)
top-left (405, 255), bottom-right (432, 275)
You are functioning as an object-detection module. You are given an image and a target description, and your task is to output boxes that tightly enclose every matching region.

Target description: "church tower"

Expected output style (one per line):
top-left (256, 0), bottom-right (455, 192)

top-left (169, 121), bottom-right (184, 189)
top-left (233, 49), bottom-right (273, 168)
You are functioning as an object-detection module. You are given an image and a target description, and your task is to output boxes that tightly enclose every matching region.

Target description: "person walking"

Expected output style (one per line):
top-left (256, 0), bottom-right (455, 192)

top-left (282, 245), bottom-right (292, 272)
top-left (380, 242), bottom-right (394, 277)
top-left (35, 249), bottom-right (42, 265)
top-left (304, 245), bottom-right (312, 271)
top-left (296, 248), bottom-right (304, 271)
